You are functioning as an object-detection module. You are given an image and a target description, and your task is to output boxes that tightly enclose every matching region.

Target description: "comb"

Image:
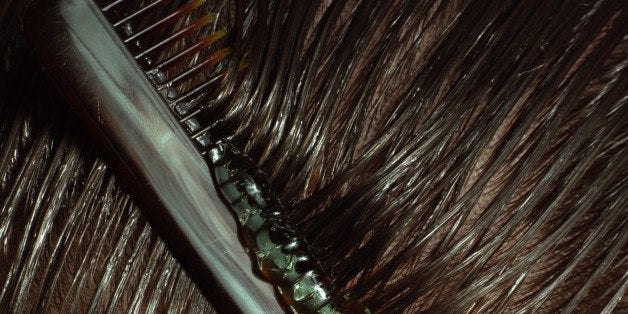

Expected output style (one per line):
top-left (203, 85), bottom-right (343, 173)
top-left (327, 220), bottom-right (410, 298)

top-left (23, 0), bottom-right (368, 313)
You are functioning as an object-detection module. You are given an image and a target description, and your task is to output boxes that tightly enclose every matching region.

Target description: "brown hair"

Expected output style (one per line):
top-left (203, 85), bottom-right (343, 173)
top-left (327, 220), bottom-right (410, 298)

top-left (0, 0), bottom-right (625, 312)
top-left (198, 0), bottom-right (627, 312)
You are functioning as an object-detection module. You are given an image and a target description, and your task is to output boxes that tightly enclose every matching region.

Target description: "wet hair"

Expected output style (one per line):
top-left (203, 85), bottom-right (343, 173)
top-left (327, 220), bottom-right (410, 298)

top-left (0, 0), bottom-right (625, 312)
top-left (201, 0), bottom-right (626, 312)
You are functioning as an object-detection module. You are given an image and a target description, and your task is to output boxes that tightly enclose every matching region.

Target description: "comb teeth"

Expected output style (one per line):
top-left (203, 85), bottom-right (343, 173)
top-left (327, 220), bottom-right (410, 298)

top-left (112, 0), bottom-right (179, 27)
top-left (160, 48), bottom-right (231, 90)
top-left (98, 0), bottom-right (230, 145)
top-left (150, 28), bottom-right (227, 71)
top-left (134, 13), bottom-right (218, 60)
top-left (123, 0), bottom-right (206, 43)
top-left (26, 1), bottom-right (368, 312)
top-left (101, 0), bottom-right (125, 12)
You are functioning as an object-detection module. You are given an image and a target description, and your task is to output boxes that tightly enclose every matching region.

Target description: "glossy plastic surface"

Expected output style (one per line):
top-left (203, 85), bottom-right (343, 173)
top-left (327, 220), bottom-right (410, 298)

top-left (23, 0), bottom-right (283, 312)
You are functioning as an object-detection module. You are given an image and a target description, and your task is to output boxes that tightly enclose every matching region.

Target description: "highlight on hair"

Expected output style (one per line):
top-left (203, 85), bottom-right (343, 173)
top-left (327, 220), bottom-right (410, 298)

top-left (0, 0), bottom-right (625, 312)
top-left (191, 0), bottom-right (626, 312)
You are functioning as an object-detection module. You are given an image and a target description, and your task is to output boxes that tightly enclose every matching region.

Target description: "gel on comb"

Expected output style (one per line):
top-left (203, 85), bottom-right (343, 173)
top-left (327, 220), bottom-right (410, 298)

top-left (24, 0), bottom-right (369, 313)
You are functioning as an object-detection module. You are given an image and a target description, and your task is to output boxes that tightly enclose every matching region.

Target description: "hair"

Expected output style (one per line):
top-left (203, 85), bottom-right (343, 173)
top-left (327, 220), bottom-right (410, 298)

top-left (196, 0), bottom-right (627, 312)
top-left (1, 0), bottom-right (626, 312)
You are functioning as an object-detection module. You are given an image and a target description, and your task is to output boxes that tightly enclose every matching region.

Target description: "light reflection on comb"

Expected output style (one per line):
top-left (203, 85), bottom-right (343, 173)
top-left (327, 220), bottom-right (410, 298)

top-left (162, 48), bottom-right (232, 89)
top-left (134, 13), bottom-right (218, 60)
top-left (150, 29), bottom-right (228, 72)
top-left (123, 0), bottom-right (207, 43)
top-left (28, 0), bottom-right (369, 312)
top-left (112, 0), bottom-right (180, 27)
top-left (99, 1), bottom-right (368, 311)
